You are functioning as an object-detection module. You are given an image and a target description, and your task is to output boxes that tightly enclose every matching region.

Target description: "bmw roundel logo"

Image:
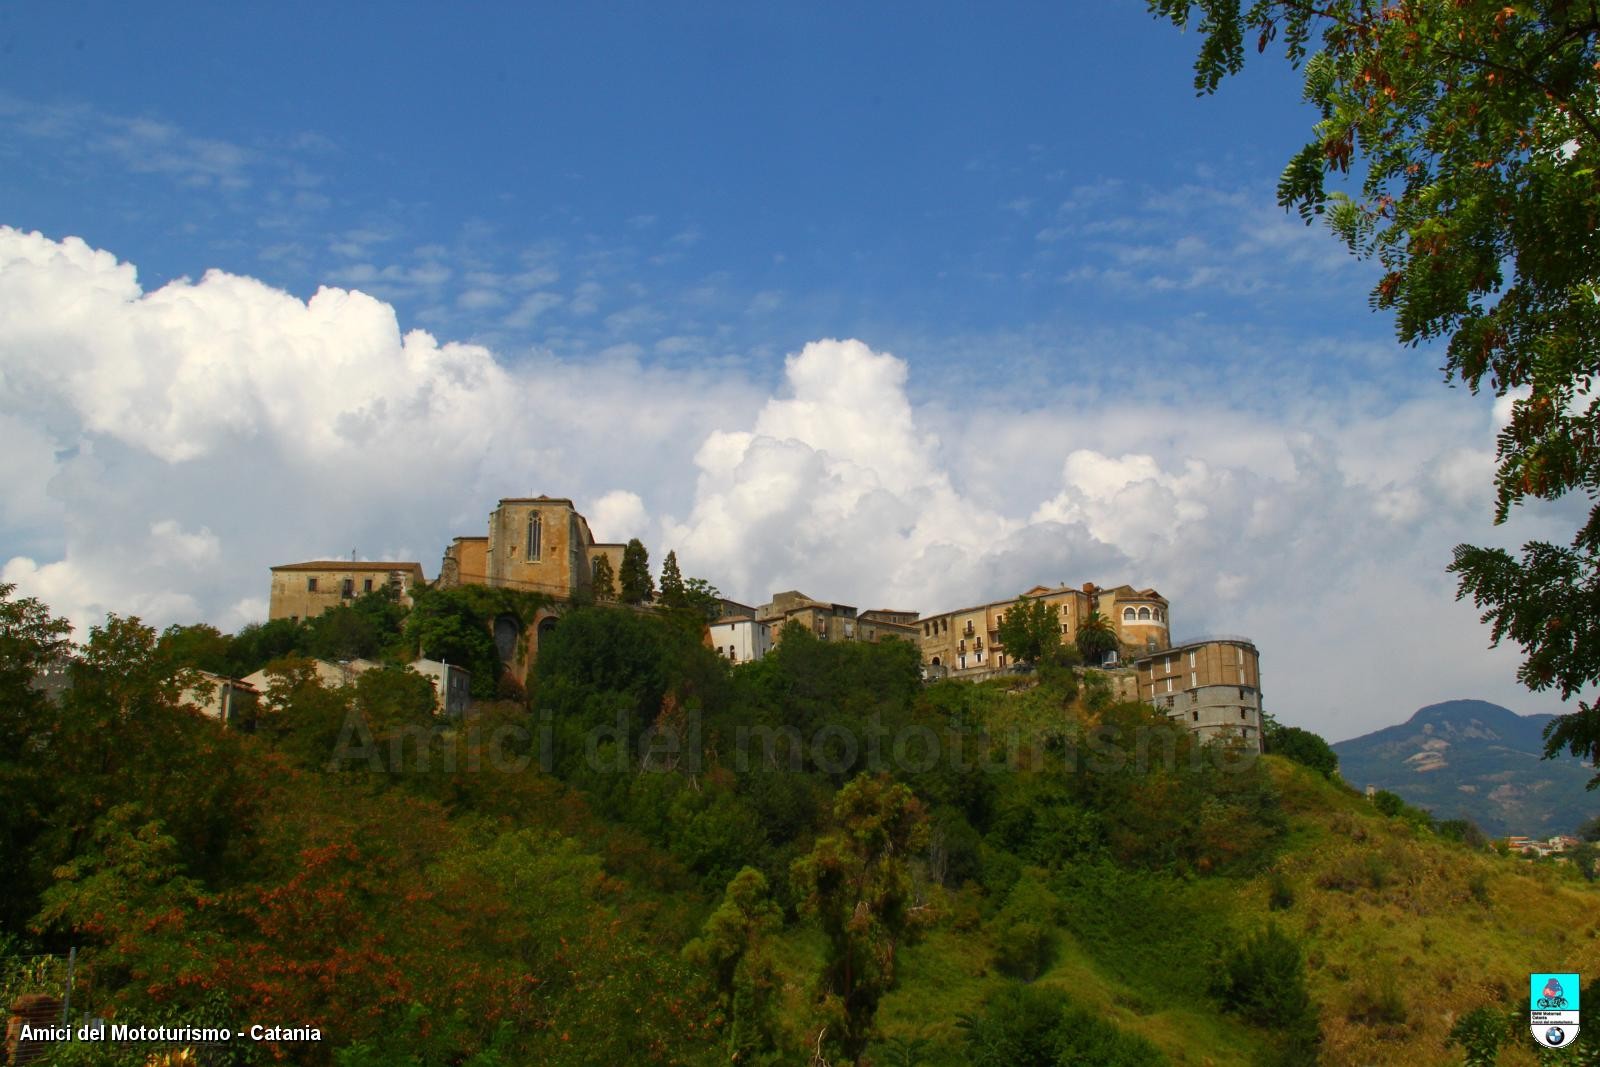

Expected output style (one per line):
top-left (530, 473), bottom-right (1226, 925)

top-left (1545, 1026), bottom-right (1567, 1046)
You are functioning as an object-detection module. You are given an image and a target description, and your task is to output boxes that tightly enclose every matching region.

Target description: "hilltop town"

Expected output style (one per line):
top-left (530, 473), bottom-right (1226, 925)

top-left (266, 495), bottom-right (1265, 751)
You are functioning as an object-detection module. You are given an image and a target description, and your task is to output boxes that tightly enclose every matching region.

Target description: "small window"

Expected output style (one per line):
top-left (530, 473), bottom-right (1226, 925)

top-left (1138, 606), bottom-right (1151, 620)
top-left (290, 615), bottom-right (299, 624)
top-left (363, 578), bottom-right (373, 593)
top-left (1165, 678), bottom-right (1173, 693)
top-left (1240, 708), bottom-right (1247, 720)
top-left (307, 577), bottom-right (318, 592)
top-left (1123, 607), bottom-right (1136, 621)
top-left (1188, 650), bottom-right (1196, 667)
top-left (341, 579), bottom-right (354, 598)
top-left (1190, 671), bottom-right (1197, 687)
top-left (1192, 711), bottom-right (1199, 722)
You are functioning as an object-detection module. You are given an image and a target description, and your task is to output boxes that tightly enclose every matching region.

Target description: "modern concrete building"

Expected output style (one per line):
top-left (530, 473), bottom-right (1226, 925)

top-left (1133, 636), bottom-right (1263, 751)
top-left (267, 561), bottom-right (426, 622)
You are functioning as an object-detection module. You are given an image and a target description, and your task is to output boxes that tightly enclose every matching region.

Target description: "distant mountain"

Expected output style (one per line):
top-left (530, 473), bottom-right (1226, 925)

top-left (1331, 699), bottom-right (1597, 838)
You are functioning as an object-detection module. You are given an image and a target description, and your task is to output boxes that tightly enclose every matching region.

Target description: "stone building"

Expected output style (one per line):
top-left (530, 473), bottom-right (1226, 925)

top-left (1133, 637), bottom-right (1263, 751)
top-left (917, 582), bottom-right (1171, 674)
top-left (436, 496), bottom-right (626, 601)
top-left (268, 561), bottom-right (426, 622)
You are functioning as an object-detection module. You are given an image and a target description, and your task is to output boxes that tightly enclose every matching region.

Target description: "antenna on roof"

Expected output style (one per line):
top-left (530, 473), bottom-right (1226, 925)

top-left (352, 548), bottom-right (357, 562)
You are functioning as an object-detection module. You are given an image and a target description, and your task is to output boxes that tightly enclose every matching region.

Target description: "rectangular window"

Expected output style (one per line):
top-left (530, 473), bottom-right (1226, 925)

top-left (1237, 647), bottom-right (1244, 665)
top-left (1188, 650), bottom-right (1196, 667)
top-left (1165, 678), bottom-right (1173, 693)
top-left (1190, 671), bottom-right (1197, 688)
top-left (363, 578), bottom-right (373, 593)
top-left (342, 579), bottom-right (354, 598)
top-left (1192, 711), bottom-right (1199, 722)
top-left (1240, 708), bottom-right (1247, 719)
top-left (307, 577), bottom-right (318, 592)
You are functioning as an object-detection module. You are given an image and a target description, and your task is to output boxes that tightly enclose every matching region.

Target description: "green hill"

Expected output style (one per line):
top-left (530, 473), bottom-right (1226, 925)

top-left (2, 586), bottom-right (1594, 1067)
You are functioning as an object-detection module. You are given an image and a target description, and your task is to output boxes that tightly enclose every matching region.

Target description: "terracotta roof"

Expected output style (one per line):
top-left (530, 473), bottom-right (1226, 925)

top-left (271, 561), bottom-right (426, 575)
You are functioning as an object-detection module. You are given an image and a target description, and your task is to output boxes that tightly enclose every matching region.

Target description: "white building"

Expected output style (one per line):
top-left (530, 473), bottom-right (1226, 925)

top-left (411, 657), bottom-right (472, 717)
top-left (709, 616), bottom-right (773, 664)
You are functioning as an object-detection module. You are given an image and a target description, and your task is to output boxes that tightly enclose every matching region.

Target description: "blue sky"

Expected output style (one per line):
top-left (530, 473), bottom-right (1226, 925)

top-left (0, 2), bottom-right (1574, 740)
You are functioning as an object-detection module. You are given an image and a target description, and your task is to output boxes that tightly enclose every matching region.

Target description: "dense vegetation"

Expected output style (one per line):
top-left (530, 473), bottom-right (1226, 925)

top-left (3, 581), bottom-right (1596, 1065)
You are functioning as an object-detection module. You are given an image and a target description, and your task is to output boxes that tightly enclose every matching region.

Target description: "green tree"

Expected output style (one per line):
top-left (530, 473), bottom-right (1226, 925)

top-left (155, 623), bottom-right (234, 675)
top-left (682, 576), bottom-right (724, 623)
top-left (997, 596), bottom-right (1064, 667)
top-left (1150, 0), bottom-right (1600, 785)
top-left (683, 867), bottom-right (782, 1062)
top-left (591, 554), bottom-right (617, 601)
top-left (1074, 612), bottom-right (1118, 666)
top-left (1262, 715), bottom-right (1339, 778)
top-left (659, 550), bottom-right (687, 609)
top-left (792, 774), bottom-right (932, 1063)
top-left (1212, 923), bottom-right (1321, 1063)
top-left (619, 539), bottom-right (654, 605)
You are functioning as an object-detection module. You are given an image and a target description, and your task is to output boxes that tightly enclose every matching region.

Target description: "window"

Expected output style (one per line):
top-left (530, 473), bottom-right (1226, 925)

top-left (1165, 677), bottom-right (1173, 693)
top-left (1164, 696), bottom-right (1174, 709)
top-left (1138, 606), bottom-right (1151, 620)
top-left (1237, 647), bottom-right (1244, 665)
top-left (341, 579), bottom-right (354, 598)
top-left (290, 615), bottom-right (299, 624)
top-left (1240, 708), bottom-right (1247, 720)
top-left (1190, 671), bottom-right (1197, 687)
top-left (307, 577), bottom-right (318, 592)
top-left (527, 514), bottom-right (542, 560)
top-left (363, 578), bottom-right (373, 593)
top-left (1239, 686), bottom-right (1246, 699)
top-left (1123, 607), bottom-right (1136, 621)
top-left (1188, 650), bottom-right (1196, 667)
top-left (1192, 711), bottom-right (1199, 722)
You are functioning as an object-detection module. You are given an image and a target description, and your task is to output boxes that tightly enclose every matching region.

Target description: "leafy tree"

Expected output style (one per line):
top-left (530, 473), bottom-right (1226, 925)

top-left (990, 869), bottom-right (1062, 981)
top-left (225, 617), bottom-right (307, 676)
top-left (591, 553), bottom-right (617, 601)
top-left (659, 550), bottom-right (686, 609)
top-left (404, 588), bottom-right (503, 699)
top-left (1149, 0), bottom-right (1600, 785)
top-left (1261, 715), bottom-right (1339, 778)
top-left (1074, 612), bottom-right (1118, 666)
top-left (683, 867), bottom-right (782, 1062)
top-left (155, 623), bottom-right (234, 675)
top-left (619, 538), bottom-right (654, 605)
top-left (682, 576), bottom-right (724, 623)
top-left (997, 596), bottom-right (1064, 667)
top-left (792, 774), bottom-right (931, 1063)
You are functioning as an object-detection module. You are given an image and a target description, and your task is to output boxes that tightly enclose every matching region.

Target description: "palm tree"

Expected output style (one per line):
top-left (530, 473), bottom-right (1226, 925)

top-left (1074, 611), bottom-right (1118, 665)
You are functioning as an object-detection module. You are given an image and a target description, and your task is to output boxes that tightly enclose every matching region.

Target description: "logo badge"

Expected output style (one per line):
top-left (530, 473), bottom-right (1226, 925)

top-left (1530, 973), bottom-right (1580, 1049)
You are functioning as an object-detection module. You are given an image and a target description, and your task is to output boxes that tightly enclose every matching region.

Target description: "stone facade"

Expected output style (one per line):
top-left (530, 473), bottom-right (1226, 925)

top-left (1133, 638), bottom-right (1263, 751)
top-left (436, 496), bottom-right (626, 603)
top-left (268, 562), bottom-right (425, 622)
top-left (916, 582), bottom-right (1171, 674)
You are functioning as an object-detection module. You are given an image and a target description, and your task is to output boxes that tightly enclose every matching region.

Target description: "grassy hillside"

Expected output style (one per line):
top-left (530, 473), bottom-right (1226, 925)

top-left (3, 587), bottom-right (1594, 1066)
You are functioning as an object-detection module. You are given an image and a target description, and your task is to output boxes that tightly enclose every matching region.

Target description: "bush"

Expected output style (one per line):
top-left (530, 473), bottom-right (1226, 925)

top-left (960, 984), bottom-right (1166, 1066)
top-left (990, 871), bottom-right (1061, 981)
top-left (1213, 924), bottom-right (1321, 1062)
top-left (1267, 871), bottom-right (1295, 911)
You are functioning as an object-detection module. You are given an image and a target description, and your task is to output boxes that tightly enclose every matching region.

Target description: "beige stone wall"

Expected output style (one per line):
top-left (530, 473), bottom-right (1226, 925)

top-left (268, 564), bottom-right (423, 621)
top-left (486, 498), bottom-right (590, 597)
top-left (585, 543), bottom-right (627, 594)
top-left (916, 583), bottom-right (1173, 673)
top-left (440, 537), bottom-right (489, 588)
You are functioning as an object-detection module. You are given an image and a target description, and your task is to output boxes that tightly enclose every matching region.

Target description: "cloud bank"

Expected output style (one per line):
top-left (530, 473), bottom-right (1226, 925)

top-left (0, 227), bottom-right (1564, 739)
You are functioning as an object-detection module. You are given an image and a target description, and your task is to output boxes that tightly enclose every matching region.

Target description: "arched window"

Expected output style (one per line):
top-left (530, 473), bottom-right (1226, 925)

top-left (1123, 607), bottom-right (1136, 621)
top-left (1138, 606), bottom-right (1151, 620)
top-left (527, 513), bottom-right (542, 560)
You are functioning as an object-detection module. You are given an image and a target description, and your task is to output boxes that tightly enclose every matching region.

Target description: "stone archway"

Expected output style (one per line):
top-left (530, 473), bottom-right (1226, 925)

top-left (492, 613), bottom-right (520, 662)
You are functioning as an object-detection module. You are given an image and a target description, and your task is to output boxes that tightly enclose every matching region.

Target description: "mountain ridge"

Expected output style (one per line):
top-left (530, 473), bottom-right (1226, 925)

top-left (1330, 698), bottom-right (1594, 837)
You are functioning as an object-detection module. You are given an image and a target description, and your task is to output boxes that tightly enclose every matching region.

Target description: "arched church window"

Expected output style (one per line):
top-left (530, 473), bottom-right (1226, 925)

top-left (527, 514), bottom-right (542, 560)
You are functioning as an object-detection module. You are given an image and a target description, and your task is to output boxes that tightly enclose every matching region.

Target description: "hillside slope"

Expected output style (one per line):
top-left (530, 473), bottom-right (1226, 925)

top-left (1332, 700), bottom-right (1595, 836)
